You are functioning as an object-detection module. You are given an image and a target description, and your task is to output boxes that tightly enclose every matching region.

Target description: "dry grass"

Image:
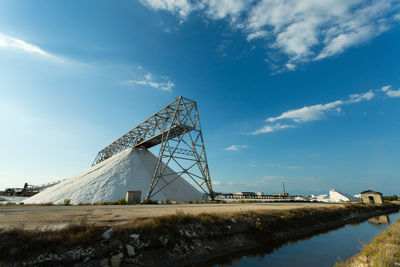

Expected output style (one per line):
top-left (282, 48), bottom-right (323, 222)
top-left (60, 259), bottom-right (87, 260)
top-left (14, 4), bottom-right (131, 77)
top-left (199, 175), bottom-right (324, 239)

top-left (335, 216), bottom-right (400, 267)
top-left (0, 203), bottom-right (398, 263)
top-left (0, 218), bottom-right (105, 261)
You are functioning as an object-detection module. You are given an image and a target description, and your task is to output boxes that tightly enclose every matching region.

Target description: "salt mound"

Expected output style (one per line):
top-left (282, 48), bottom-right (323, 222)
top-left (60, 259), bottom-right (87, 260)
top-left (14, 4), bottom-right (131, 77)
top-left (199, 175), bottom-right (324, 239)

top-left (329, 189), bottom-right (356, 202)
top-left (25, 148), bottom-right (201, 204)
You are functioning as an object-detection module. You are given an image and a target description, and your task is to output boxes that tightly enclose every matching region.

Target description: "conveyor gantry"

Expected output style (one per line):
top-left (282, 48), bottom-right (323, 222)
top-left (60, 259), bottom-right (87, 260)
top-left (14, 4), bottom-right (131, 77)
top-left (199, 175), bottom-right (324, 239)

top-left (92, 96), bottom-right (214, 200)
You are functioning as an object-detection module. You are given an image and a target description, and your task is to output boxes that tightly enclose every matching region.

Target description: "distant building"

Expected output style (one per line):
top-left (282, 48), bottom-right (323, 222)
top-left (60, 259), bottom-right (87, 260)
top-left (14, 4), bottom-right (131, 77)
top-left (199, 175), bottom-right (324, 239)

top-left (361, 190), bottom-right (383, 204)
top-left (235, 192), bottom-right (256, 196)
top-left (257, 192), bottom-right (264, 196)
top-left (368, 215), bottom-right (390, 225)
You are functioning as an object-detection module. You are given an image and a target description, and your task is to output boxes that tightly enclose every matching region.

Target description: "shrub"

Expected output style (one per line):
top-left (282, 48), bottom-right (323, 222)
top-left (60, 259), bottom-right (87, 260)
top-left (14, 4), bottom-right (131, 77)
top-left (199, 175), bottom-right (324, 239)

top-left (141, 199), bottom-right (158, 205)
top-left (116, 198), bottom-right (127, 205)
top-left (383, 195), bottom-right (399, 201)
top-left (64, 199), bottom-right (71, 206)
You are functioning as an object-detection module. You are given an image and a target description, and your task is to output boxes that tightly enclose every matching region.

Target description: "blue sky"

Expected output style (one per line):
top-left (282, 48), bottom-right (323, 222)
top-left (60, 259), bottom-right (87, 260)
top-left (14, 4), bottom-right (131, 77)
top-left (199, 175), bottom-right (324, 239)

top-left (1, 0), bottom-right (400, 195)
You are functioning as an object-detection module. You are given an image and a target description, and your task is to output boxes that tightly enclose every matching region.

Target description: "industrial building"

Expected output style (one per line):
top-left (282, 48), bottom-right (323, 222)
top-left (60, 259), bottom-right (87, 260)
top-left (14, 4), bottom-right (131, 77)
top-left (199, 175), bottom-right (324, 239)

top-left (361, 190), bottom-right (383, 204)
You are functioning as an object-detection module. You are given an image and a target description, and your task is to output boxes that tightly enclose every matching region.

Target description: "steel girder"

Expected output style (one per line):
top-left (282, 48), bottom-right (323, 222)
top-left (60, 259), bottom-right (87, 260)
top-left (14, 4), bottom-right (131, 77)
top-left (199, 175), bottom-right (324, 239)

top-left (92, 96), bottom-right (214, 200)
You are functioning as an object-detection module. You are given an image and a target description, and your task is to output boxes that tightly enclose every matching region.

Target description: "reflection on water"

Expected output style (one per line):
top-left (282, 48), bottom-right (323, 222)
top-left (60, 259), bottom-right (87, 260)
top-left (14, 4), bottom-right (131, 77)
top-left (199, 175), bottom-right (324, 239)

top-left (368, 214), bottom-right (390, 225)
top-left (204, 212), bottom-right (400, 267)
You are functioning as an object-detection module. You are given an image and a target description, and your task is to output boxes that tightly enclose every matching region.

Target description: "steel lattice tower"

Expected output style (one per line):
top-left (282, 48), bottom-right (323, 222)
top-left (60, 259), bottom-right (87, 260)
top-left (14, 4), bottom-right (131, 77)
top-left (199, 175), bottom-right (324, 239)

top-left (92, 96), bottom-right (214, 200)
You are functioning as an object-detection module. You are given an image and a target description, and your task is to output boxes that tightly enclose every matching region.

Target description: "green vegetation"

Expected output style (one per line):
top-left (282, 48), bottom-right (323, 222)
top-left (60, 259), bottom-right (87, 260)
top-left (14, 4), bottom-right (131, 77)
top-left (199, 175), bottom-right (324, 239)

top-left (384, 195), bottom-right (399, 201)
top-left (335, 216), bottom-right (400, 267)
top-left (63, 199), bottom-right (71, 206)
top-left (116, 198), bottom-right (127, 205)
top-left (140, 199), bottom-right (158, 205)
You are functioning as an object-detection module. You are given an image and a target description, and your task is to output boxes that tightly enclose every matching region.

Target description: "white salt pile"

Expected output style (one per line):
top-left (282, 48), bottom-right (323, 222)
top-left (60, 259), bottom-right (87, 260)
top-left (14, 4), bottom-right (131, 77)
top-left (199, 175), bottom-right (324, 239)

top-left (25, 148), bottom-right (201, 204)
top-left (329, 189), bottom-right (357, 202)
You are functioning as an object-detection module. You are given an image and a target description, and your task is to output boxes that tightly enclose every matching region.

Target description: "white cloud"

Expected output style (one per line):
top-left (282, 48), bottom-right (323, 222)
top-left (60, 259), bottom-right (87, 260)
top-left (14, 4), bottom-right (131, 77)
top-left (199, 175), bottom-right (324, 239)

top-left (224, 144), bottom-right (247, 151)
top-left (202, 0), bottom-right (251, 20)
top-left (0, 33), bottom-right (55, 58)
top-left (130, 79), bottom-right (175, 92)
top-left (348, 90), bottom-right (375, 103)
top-left (253, 88), bottom-right (380, 134)
top-left (381, 85), bottom-right (400, 98)
top-left (315, 1), bottom-right (393, 60)
top-left (246, 0), bottom-right (399, 67)
top-left (266, 100), bottom-right (343, 123)
top-left (285, 63), bottom-right (296, 71)
top-left (386, 88), bottom-right (400, 98)
top-left (141, 0), bottom-right (251, 19)
top-left (144, 72), bottom-right (153, 80)
top-left (247, 30), bottom-right (268, 41)
top-left (252, 123), bottom-right (295, 134)
top-left (140, 0), bottom-right (400, 71)
top-left (140, 0), bottom-right (194, 17)
top-left (127, 71), bottom-right (175, 92)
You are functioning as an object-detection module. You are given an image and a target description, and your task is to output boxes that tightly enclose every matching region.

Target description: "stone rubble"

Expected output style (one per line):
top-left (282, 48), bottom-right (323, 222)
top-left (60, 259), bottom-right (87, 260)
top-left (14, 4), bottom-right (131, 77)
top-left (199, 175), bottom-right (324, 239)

top-left (102, 228), bottom-right (113, 241)
top-left (129, 233), bottom-right (140, 240)
top-left (25, 246), bottom-right (95, 265)
top-left (110, 252), bottom-right (123, 267)
top-left (126, 244), bottom-right (135, 257)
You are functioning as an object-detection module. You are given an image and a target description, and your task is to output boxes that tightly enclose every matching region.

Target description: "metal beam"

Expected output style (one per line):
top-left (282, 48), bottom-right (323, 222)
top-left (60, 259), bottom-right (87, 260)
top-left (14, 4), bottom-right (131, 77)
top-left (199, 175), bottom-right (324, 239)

top-left (92, 96), bottom-right (214, 200)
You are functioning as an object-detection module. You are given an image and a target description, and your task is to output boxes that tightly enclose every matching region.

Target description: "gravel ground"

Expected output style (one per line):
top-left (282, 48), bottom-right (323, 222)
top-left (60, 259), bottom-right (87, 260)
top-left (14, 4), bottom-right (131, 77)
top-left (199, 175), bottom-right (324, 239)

top-left (0, 202), bottom-right (342, 229)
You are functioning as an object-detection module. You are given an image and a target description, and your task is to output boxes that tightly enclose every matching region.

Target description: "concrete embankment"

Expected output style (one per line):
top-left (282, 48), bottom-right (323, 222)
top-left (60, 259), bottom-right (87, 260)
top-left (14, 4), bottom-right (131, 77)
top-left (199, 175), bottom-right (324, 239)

top-left (0, 203), bottom-right (398, 266)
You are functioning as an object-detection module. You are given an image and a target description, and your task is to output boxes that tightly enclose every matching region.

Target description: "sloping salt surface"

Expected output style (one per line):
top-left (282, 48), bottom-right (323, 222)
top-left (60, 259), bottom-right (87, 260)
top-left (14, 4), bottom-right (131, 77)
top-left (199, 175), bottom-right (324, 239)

top-left (25, 148), bottom-right (201, 204)
top-left (329, 189), bottom-right (356, 202)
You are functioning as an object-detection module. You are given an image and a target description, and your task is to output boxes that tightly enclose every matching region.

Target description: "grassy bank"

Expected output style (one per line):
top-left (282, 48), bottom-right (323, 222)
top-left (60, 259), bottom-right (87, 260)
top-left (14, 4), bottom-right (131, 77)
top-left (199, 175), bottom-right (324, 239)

top-left (0, 203), bottom-right (398, 266)
top-left (336, 215), bottom-right (400, 267)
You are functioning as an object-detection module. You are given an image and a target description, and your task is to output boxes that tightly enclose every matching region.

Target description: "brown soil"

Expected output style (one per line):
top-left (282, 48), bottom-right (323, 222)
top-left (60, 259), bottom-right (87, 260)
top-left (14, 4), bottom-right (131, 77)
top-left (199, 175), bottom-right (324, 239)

top-left (0, 202), bottom-right (340, 230)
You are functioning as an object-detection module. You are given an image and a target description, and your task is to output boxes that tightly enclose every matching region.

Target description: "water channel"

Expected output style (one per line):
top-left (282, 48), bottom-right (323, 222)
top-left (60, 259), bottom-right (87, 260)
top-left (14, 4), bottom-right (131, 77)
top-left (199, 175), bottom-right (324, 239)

top-left (207, 211), bottom-right (400, 267)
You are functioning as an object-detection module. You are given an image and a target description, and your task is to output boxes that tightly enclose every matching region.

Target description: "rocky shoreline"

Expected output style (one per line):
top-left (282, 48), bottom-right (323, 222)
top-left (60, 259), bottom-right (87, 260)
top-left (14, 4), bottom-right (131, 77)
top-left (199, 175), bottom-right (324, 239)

top-left (1, 203), bottom-right (398, 266)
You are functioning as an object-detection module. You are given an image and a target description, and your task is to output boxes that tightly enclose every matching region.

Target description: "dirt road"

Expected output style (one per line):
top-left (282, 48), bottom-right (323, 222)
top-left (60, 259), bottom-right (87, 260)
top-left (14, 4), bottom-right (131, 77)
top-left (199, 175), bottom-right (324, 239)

top-left (0, 202), bottom-right (342, 229)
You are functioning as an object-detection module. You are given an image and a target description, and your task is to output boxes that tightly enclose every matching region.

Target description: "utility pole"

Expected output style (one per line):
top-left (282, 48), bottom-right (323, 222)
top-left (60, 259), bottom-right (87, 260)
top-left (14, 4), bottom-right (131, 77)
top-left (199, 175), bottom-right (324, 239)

top-left (282, 181), bottom-right (286, 196)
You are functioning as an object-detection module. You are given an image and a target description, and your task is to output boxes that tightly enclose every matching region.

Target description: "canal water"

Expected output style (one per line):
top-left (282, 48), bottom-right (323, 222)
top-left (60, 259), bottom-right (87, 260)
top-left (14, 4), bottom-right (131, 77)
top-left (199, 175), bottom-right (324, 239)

top-left (208, 211), bottom-right (400, 267)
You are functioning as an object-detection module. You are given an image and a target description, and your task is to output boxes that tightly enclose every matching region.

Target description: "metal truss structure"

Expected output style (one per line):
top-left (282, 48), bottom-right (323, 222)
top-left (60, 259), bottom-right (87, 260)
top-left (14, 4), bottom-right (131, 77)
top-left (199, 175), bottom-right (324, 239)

top-left (93, 96), bottom-right (214, 200)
